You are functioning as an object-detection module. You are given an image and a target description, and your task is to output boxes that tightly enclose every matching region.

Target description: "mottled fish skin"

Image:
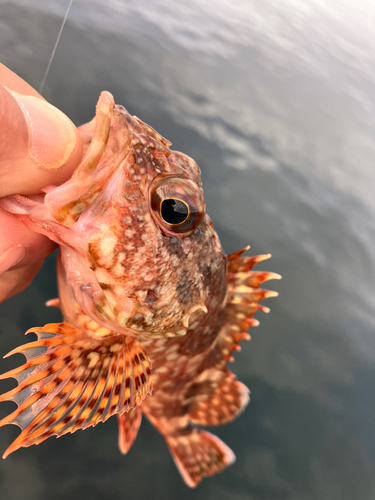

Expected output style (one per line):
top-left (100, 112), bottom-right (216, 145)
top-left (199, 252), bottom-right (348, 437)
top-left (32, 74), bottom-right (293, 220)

top-left (0, 92), bottom-right (279, 487)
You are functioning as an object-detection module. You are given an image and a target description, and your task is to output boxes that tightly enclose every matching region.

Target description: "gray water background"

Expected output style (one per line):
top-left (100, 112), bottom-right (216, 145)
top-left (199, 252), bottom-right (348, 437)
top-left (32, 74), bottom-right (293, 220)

top-left (0, 0), bottom-right (375, 498)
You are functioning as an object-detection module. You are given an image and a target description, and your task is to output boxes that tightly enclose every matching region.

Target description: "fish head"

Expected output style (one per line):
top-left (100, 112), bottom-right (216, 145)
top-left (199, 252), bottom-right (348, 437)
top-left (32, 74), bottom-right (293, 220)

top-left (2, 92), bottom-right (227, 338)
top-left (77, 94), bottom-right (227, 338)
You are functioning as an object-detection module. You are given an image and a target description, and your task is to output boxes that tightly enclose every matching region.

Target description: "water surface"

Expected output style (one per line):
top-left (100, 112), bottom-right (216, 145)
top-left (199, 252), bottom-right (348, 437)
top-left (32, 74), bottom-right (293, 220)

top-left (0, 1), bottom-right (375, 498)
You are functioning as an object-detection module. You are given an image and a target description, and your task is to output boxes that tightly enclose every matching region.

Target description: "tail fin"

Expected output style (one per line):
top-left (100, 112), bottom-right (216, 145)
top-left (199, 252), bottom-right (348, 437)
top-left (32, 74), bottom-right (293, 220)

top-left (166, 429), bottom-right (235, 488)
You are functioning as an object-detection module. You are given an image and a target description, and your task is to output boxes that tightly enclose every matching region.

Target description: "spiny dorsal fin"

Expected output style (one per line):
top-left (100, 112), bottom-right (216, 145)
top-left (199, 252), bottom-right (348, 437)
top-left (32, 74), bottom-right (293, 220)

top-left (0, 322), bottom-right (152, 458)
top-left (216, 249), bottom-right (280, 365)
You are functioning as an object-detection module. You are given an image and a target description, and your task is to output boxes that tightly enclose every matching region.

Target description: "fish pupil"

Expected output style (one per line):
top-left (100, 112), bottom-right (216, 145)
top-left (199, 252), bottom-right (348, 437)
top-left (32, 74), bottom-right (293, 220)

top-left (161, 198), bottom-right (189, 225)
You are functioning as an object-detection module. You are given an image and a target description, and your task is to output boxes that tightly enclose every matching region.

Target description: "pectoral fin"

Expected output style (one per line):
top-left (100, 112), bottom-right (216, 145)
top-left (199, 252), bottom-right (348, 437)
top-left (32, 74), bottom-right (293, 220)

top-left (0, 322), bottom-right (152, 458)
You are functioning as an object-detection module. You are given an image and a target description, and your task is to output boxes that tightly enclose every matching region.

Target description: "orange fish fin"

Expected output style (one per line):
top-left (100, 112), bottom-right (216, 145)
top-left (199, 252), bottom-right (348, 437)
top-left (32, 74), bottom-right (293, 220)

top-left (211, 251), bottom-right (280, 366)
top-left (166, 429), bottom-right (235, 488)
top-left (0, 322), bottom-right (152, 458)
top-left (117, 407), bottom-right (142, 455)
top-left (187, 369), bottom-right (249, 426)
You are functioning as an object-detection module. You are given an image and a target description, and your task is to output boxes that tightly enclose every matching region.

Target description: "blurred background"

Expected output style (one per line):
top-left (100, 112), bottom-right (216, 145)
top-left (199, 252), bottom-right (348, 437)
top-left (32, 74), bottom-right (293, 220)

top-left (1, 0), bottom-right (375, 498)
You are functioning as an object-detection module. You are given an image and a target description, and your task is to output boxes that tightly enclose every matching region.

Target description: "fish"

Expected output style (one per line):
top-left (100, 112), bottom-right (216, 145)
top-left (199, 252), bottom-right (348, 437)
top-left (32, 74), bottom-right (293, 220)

top-left (0, 91), bottom-right (280, 487)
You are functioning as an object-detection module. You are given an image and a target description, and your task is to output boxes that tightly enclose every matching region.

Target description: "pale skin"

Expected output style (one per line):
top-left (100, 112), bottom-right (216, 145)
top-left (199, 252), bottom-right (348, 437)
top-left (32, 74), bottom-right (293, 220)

top-left (0, 62), bottom-right (83, 303)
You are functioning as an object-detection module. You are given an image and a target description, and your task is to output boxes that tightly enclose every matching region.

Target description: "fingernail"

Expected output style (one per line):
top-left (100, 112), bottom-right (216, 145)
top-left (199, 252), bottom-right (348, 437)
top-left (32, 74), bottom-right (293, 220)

top-left (0, 246), bottom-right (26, 275)
top-left (5, 88), bottom-right (77, 170)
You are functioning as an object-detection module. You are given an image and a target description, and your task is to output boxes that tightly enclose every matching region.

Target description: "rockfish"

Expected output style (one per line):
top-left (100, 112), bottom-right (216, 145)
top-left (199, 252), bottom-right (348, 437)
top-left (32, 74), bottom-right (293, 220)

top-left (0, 92), bottom-right (279, 487)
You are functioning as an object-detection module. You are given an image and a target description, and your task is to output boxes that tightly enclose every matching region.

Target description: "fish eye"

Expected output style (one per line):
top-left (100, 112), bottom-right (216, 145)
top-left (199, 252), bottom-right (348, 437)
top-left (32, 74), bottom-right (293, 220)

top-left (160, 198), bottom-right (189, 225)
top-left (149, 176), bottom-right (205, 236)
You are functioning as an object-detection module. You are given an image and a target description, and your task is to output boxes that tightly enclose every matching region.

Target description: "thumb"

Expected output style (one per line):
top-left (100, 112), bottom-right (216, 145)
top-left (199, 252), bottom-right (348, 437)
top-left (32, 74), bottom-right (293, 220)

top-left (0, 85), bottom-right (82, 197)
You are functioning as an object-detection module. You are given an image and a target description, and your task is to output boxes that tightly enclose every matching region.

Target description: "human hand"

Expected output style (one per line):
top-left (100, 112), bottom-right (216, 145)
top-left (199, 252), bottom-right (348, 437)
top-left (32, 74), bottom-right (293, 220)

top-left (0, 62), bottom-right (83, 303)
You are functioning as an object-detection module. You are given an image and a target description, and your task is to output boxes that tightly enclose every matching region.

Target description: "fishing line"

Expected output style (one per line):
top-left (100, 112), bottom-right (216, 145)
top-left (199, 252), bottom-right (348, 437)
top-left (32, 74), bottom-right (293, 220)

top-left (39, 0), bottom-right (74, 95)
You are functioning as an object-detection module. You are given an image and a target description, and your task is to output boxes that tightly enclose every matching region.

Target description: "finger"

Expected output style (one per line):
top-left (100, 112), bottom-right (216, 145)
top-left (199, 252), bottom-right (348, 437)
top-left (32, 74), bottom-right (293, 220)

top-left (0, 62), bottom-right (82, 190)
top-left (0, 262), bottom-right (45, 303)
top-left (0, 64), bottom-right (81, 303)
top-left (0, 62), bottom-right (45, 99)
top-left (0, 208), bottom-right (57, 302)
top-left (0, 208), bottom-right (56, 267)
top-left (0, 86), bottom-right (83, 197)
